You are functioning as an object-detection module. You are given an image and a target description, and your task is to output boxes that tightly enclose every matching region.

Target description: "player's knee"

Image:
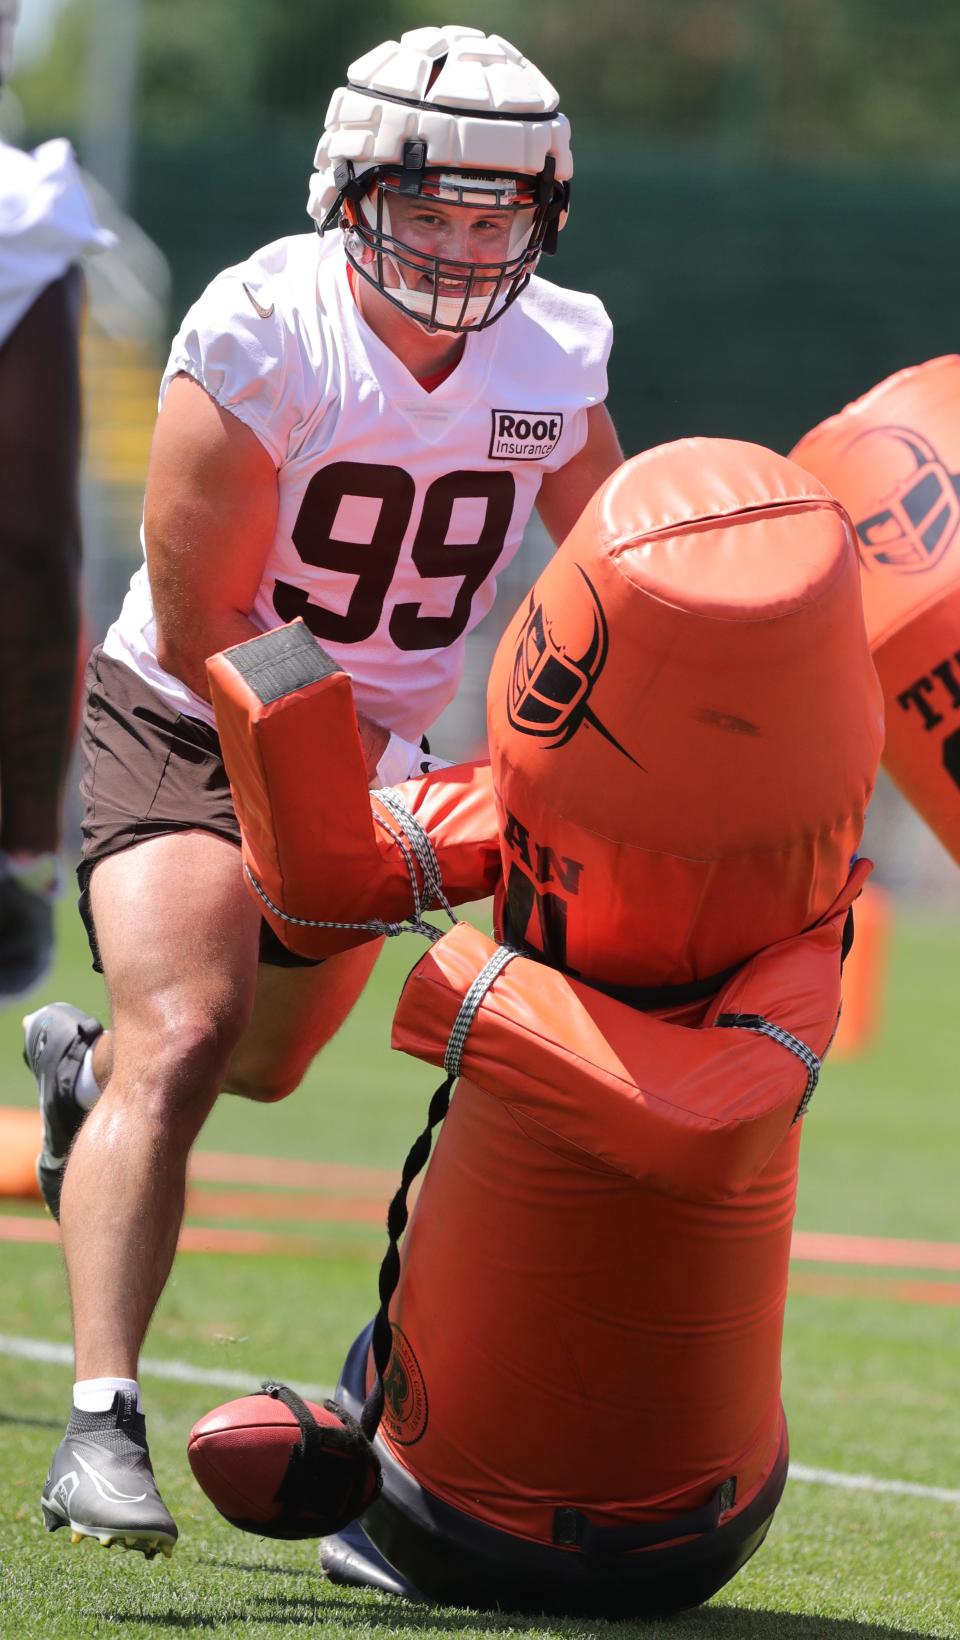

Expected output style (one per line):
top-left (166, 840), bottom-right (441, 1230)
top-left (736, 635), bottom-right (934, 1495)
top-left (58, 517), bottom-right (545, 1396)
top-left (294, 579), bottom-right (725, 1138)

top-left (221, 1060), bottom-right (304, 1104)
top-left (114, 1007), bottom-right (247, 1118)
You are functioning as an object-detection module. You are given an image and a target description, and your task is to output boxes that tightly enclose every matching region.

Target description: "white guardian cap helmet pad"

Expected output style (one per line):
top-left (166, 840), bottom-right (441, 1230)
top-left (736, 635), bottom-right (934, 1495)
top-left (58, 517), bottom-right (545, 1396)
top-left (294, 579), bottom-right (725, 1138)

top-left (308, 25), bottom-right (572, 332)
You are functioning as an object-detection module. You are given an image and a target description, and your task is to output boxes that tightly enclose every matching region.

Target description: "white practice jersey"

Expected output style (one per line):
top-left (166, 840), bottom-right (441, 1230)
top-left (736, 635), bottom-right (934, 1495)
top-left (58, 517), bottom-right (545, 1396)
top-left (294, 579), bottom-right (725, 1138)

top-left (105, 232), bottom-right (612, 740)
top-left (0, 138), bottom-right (113, 346)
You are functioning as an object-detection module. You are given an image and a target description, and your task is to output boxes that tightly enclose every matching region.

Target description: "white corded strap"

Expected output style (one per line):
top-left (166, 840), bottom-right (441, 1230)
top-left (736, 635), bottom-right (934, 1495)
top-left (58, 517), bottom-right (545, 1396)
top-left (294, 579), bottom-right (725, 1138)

top-left (243, 789), bottom-right (458, 945)
top-left (444, 944), bottom-right (519, 1077)
top-left (244, 862), bottom-right (411, 939)
top-left (373, 787), bottom-right (457, 929)
top-left (717, 1012), bottom-right (821, 1120)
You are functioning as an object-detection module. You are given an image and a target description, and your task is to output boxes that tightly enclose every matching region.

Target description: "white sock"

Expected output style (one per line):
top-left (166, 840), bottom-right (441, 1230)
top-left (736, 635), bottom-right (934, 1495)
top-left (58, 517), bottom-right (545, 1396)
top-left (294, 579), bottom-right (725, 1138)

top-left (73, 1376), bottom-right (142, 1413)
top-left (75, 1047), bottom-right (101, 1111)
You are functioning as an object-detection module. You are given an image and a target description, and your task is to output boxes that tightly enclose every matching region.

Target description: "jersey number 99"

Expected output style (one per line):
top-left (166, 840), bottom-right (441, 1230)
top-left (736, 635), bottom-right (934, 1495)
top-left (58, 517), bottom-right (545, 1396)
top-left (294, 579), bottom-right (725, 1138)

top-left (274, 461), bottom-right (516, 650)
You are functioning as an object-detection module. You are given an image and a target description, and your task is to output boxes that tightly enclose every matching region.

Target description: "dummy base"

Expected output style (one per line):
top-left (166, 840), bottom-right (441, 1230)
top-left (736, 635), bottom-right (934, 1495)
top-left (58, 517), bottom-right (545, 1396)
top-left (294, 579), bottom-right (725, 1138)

top-left (320, 1518), bottom-right (423, 1600)
top-left (321, 1321), bottom-right (788, 1619)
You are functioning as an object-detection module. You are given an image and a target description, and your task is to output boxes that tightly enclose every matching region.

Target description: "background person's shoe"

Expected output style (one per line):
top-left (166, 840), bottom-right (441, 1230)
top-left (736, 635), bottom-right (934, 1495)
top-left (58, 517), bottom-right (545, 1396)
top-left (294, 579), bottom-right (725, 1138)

top-left (0, 861), bottom-right (56, 999)
top-left (41, 1393), bottom-right (178, 1558)
top-left (23, 1001), bottom-right (103, 1221)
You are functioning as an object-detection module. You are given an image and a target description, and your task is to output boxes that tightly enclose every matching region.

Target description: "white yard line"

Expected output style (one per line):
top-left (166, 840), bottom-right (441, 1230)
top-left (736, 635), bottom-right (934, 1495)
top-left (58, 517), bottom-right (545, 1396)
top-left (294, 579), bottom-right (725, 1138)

top-left (3, 1332), bottom-right (958, 1506)
top-left (0, 1332), bottom-right (333, 1402)
top-left (788, 1463), bottom-right (960, 1504)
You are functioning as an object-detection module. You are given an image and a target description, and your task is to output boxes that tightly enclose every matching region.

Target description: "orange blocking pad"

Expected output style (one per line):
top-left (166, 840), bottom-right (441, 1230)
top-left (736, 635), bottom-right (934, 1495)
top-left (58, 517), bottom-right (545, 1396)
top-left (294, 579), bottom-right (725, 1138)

top-left (207, 620), bottom-right (379, 960)
top-left (393, 873), bottom-right (863, 1204)
top-left (208, 619), bottom-right (502, 960)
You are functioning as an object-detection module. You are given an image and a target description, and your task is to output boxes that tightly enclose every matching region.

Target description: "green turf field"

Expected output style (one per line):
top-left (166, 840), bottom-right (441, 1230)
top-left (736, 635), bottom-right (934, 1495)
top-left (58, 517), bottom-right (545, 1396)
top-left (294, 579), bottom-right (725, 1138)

top-left (0, 901), bottom-right (958, 1640)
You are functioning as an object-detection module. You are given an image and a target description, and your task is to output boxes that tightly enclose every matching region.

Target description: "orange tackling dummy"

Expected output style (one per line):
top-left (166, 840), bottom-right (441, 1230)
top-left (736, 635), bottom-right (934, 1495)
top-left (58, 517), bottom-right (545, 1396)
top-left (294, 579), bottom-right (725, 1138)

top-left (793, 355), bottom-right (960, 865)
top-left (203, 437), bottom-right (883, 1617)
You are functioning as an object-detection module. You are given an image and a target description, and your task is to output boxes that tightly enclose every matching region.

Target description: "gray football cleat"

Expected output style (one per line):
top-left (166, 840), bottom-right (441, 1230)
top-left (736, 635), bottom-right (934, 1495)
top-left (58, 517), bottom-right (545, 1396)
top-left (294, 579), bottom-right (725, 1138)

top-left (41, 1393), bottom-right (177, 1558)
top-left (23, 1001), bottom-right (103, 1220)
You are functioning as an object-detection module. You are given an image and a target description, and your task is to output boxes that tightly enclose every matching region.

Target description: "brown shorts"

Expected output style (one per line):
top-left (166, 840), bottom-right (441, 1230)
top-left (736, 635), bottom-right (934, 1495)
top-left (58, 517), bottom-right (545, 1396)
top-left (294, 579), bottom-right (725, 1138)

top-left (77, 646), bottom-right (322, 972)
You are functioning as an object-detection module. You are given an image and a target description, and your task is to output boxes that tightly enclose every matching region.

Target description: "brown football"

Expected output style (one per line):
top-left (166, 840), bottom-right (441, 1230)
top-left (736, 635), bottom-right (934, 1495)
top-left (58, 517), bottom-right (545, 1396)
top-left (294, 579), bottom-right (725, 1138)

top-left (187, 1391), bottom-right (380, 1539)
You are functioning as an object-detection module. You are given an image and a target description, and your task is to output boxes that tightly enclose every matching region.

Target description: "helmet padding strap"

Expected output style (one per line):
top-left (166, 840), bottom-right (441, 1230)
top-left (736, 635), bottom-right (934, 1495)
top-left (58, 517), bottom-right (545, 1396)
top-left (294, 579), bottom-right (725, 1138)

top-left (398, 140), bottom-right (428, 196)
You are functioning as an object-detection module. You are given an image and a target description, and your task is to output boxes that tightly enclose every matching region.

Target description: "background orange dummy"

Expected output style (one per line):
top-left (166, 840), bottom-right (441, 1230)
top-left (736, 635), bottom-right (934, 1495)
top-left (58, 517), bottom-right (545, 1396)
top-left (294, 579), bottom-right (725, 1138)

top-left (790, 358), bottom-right (960, 1061)
top-left (793, 355), bottom-right (960, 865)
top-left (207, 437), bottom-right (883, 1616)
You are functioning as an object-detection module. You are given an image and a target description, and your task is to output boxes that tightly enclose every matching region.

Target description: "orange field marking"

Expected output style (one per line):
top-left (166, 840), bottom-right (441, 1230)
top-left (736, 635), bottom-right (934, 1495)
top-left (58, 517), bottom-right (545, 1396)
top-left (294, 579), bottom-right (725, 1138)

top-left (176, 1224), bottom-right (378, 1258)
top-left (790, 1230), bottom-right (960, 1271)
top-left (185, 1188), bottom-right (384, 1225)
top-left (189, 1151), bottom-right (397, 1193)
top-left (0, 1214), bottom-right (379, 1259)
top-left (6, 1148), bottom-right (960, 1301)
top-left (0, 1216), bottom-right (59, 1244)
top-left (789, 1271), bottom-right (960, 1307)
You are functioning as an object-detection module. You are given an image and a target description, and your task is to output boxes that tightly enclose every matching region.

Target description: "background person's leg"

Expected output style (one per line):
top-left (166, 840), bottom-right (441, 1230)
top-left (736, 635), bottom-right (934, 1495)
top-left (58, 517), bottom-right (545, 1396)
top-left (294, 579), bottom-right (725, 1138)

top-left (0, 269), bottom-right (84, 997)
top-left (0, 269), bottom-right (83, 858)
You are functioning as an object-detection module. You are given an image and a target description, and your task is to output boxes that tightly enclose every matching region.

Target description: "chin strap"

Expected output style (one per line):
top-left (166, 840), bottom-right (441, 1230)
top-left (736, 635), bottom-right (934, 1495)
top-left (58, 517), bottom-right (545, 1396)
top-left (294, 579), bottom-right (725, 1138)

top-left (538, 153), bottom-right (568, 255)
top-left (320, 160), bottom-right (368, 234)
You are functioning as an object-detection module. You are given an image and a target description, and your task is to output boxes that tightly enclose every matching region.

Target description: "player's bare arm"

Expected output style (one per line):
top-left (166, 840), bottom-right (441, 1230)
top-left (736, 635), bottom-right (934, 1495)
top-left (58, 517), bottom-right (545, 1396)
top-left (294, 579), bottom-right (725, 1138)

top-left (145, 374), bottom-right (388, 771)
top-left (145, 374), bottom-right (279, 701)
top-left (536, 401), bottom-right (624, 546)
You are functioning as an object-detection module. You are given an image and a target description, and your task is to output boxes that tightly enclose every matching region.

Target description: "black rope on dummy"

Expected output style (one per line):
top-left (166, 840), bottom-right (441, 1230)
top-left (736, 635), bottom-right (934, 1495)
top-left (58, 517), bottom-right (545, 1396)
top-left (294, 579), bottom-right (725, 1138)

top-left (256, 1380), bottom-right (382, 1536)
top-left (359, 1072), bottom-right (455, 1441)
top-left (357, 945), bottom-right (519, 1441)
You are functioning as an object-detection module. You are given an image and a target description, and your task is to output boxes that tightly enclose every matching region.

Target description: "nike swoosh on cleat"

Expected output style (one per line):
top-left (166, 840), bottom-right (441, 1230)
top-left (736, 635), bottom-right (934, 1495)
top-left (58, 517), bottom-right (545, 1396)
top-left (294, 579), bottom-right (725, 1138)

top-left (242, 281), bottom-right (275, 320)
top-left (72, 1448), bottom-right (148, 1504)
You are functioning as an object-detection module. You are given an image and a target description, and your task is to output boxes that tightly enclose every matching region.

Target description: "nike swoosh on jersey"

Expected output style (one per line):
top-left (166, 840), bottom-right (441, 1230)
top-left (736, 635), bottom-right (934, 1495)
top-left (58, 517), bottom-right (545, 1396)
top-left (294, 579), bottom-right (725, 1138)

top-left (242, 281), bottom-right (275, 320)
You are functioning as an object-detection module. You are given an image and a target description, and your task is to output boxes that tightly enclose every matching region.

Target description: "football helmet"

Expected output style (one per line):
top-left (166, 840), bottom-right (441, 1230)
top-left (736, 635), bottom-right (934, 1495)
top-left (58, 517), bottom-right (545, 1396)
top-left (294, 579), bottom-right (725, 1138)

top-left (308, 25), bottom-right (572, 333)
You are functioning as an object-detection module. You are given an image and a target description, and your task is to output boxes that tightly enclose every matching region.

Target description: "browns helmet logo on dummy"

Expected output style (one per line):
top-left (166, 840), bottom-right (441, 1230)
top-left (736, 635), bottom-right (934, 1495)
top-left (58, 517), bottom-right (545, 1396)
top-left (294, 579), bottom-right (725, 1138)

top-left (507, 566), bottom-right (640, 764)
top-left (836, 425), bottom-right (960, 575)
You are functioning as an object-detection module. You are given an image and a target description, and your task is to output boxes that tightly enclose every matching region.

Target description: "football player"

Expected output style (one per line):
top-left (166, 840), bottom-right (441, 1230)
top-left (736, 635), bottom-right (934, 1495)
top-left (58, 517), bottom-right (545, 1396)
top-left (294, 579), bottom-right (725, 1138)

top-left (27, 24), bottom-right (622, 1555)
top-left (0, 0), bottom-right (112, 997)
